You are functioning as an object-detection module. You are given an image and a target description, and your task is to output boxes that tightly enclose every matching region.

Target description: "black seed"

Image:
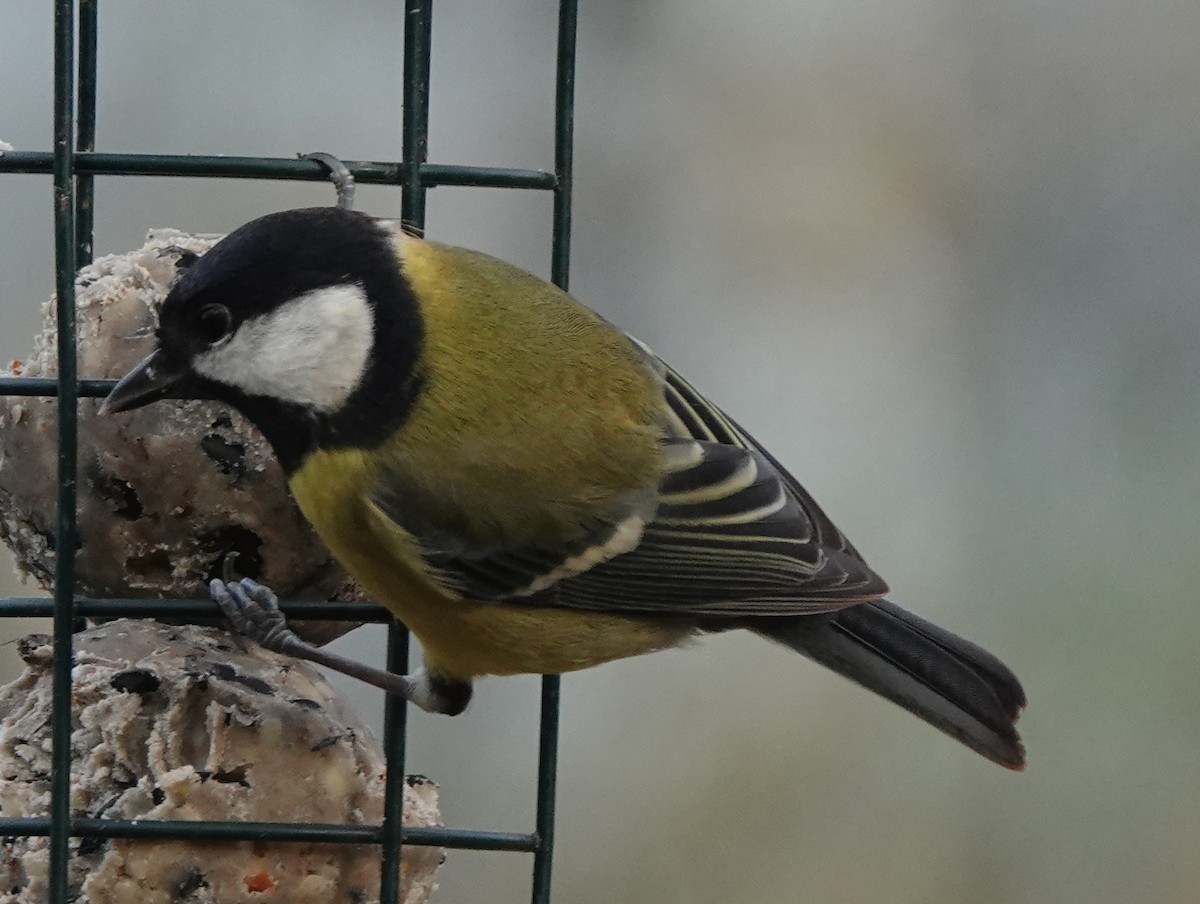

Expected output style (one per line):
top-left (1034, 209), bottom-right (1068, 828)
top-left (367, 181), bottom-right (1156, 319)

top-left (86, 462), bottom-right (143, 520)
top-left (208, 662), bottom-right (274, 695)
top-left (199, 434), bottom-right (247, 480)
top-left (225, 673), bottom-right (274, 695)
top-left (174, 250), bottom-right (200, 270)
top-left (210, 766), bottom-right (250, 787)
top-left (77, 836), bottom-right (107, 857)
top-left (174, 865), bottom-right (209, 899)
top-left (159, 246), bottom-right (200, 272)
top-left (110, 669), bottom-right (160, 695)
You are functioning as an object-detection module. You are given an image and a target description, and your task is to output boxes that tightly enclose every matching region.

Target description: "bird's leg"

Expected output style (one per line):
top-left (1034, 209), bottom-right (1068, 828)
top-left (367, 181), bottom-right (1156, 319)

top-left (209, 557), bottom-right (471, 714)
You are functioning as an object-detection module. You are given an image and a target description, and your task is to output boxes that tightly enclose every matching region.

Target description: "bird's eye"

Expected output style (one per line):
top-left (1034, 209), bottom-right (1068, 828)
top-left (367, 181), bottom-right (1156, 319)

top-left (196, 304), bottom-right (233, 345)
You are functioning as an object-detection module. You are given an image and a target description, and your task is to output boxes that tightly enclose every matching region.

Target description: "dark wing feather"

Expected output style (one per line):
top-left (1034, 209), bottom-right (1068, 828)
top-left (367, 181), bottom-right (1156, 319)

top-left (373, 342), bottom-right (888, 615)
top-left (549, 438), bottom-right (884, 615)
top-left (657, 361), bottom-right (866, 561)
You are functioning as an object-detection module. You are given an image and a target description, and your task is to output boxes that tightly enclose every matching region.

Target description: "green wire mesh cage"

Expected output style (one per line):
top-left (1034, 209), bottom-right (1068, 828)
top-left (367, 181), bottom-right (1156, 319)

top-left (0, 2), bottom-right (578, 901)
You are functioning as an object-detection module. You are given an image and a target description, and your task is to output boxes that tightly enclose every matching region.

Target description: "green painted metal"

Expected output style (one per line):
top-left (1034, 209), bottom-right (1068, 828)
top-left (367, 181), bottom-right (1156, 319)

top-left (378, 3), bottom-right (434, 901)
top-left (551, 0), bottom-right (578, 291)
top-left (3, 3), bottom-right (576, 901)
top-left (74, 0), bottom-right (97, 267)
top-left (0, 151), bottom-right (559, 191)
top-left (49, 1), bottom-right (79, 901)
top-left (533, 675), bottom-right (563, 903)
top-left (532, 2), bottom-right (578, 900)
top-left (0, 817), bottom-right (541, 851)
top-left (400, 0), bottom-right (432, 229)
top-left (0, 376), bottom-right (115, 396)
top-left (381, 625), bottom-right (412, 904)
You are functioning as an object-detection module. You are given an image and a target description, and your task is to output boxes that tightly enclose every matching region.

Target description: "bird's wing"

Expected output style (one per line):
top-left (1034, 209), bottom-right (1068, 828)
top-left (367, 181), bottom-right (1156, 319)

top-left (654, 354), bottom-right (867, 562)
top-left (368, 346), bottom-right (888, 618)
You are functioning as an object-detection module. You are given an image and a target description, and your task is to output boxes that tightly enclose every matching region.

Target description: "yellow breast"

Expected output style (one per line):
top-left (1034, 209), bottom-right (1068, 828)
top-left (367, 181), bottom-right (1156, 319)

top-left (288, 448), bottom-right (692, 680)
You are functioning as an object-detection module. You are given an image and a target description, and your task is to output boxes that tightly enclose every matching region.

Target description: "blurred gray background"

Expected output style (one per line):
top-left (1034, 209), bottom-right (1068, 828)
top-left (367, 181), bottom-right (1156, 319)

top-left (3, 1), bottom-right (1199, 902)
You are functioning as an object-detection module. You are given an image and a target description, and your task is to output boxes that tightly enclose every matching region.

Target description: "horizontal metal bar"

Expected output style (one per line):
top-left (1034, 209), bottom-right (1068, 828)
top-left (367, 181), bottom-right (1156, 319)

top-left (0, 377), bottom-right (237, 404)
top-left (420, 163), bottom-right (556, 190)
top-left (0, 597), bottom-right (397, 621)
top-left (0, 151), bottom-right (400, 182)
top-left (0, 152), bottom-right (556, 191)
top-left (0, 817), bottom-right (539, 851)
top-left (401, 827), bottom-right (540, 852)
top-left (82, 818), bottom-right (380, 845)
top-left (0, 377), bottom-right (113, 398)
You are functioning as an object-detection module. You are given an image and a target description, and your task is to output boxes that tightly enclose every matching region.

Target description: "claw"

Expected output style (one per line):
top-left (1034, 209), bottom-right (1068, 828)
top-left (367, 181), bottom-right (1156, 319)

top-left (222, 551), bottom-right (241, 584)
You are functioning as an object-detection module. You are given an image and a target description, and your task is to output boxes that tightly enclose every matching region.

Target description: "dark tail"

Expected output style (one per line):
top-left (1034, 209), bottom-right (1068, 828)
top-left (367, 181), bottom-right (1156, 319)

top-left (756, 599), bottom-right (1026, 770)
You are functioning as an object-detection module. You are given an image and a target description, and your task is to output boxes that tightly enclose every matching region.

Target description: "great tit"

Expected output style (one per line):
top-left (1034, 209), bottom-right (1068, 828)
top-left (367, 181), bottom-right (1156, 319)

top-left (102, 206), bottom-right (1026, 769)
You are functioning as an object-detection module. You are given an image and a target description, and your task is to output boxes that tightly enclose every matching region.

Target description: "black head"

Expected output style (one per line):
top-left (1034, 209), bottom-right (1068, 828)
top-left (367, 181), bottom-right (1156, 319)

top-left (102, 207), bottom-right (425, 472)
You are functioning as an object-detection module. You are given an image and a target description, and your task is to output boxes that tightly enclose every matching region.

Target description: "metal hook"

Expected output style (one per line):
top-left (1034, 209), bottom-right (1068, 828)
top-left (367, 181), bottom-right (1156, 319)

top-left (301, 151), bottom-right (356, 210)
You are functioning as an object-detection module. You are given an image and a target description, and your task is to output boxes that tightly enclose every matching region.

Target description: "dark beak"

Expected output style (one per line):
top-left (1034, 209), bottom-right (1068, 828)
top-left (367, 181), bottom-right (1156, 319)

top-left (99, 349), bottom-right (190, 415)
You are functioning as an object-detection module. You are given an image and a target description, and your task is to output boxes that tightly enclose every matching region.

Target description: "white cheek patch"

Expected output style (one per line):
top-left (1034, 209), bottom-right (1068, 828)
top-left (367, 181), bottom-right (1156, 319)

top-left (193, 283), bottom-right (374, 411)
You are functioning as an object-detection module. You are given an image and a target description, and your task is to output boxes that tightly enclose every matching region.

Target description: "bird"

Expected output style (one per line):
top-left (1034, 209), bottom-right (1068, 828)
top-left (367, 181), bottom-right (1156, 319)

top-left (101, 205), bottom-right (1026, 769)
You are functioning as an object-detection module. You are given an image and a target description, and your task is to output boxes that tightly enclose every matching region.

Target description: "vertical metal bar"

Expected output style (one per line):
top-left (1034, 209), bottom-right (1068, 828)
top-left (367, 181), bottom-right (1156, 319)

top-left (401, 0), bottom-right (432, 229)
top-left (532, 4), bottom-right (577, 902)
top-left (377, 625), bottom-right (410, 904)
top-left (531, 675), bottom-right (561, 904)
top-left (49, 1), bottom-right (79, 901)
top-left (75, 0), bottom-right (98, 267)
top-left (380, 3), bottom-right (432, 902)
top-left (550, 0), bottom-right (577, 291)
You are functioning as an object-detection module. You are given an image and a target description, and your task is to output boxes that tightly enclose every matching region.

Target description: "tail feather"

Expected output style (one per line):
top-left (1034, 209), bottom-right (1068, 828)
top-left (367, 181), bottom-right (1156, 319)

top-left (757, 600), bottom-right (1026, 770)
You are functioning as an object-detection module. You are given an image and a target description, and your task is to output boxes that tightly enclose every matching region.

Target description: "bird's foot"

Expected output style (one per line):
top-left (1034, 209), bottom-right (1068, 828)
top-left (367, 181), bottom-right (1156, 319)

top-left (209, 554), bottom-right (471, 714)
top-left (210, 557), bottom-right (298, 654)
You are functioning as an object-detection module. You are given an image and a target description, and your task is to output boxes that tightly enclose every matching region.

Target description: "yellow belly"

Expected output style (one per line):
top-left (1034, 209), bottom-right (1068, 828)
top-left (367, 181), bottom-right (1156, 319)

top-left (289, 449), bottom-right (693, 681)
top-left (393, 593), bottom-right (694, 679)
